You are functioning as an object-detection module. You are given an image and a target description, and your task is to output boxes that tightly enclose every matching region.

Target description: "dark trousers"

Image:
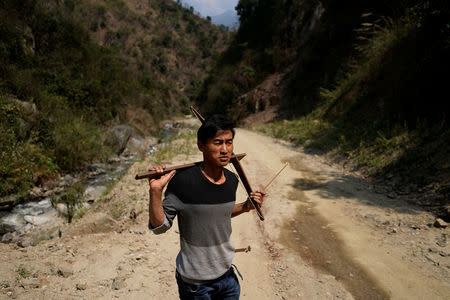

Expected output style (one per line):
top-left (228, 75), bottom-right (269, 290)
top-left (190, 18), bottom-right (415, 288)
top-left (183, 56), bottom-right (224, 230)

top-left (175, 268), bottom-right (240, 300)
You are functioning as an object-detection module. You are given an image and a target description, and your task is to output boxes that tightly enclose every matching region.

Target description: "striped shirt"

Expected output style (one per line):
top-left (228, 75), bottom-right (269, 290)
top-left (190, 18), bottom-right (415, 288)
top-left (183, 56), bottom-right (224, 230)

top-left (149, 165), bottom-right (239, 283)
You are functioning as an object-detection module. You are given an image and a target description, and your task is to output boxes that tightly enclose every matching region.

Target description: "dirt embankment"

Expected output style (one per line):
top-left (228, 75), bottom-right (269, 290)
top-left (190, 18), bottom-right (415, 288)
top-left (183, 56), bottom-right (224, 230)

top-left (0, 126), bottom-right (449, 299)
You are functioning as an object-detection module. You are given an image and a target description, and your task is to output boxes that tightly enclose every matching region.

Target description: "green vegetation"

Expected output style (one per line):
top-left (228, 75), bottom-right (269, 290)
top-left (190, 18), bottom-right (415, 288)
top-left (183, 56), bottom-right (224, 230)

top-left (0, 0), bottom-right (228, 198)
top-left (153, 130), bottom-right (197, 164)
top-left (75, 206), bottom-right (89, 219)
top-left (51, 182), bottom-right (84, 223)
top-left (16, 265), bottom-right (31, 278)
top-left (110, 201), bottom-right (125, 220)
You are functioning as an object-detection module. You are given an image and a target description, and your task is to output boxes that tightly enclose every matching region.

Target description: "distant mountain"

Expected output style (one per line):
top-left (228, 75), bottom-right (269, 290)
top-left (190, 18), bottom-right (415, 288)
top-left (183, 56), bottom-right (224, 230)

top-left (211, 10), bottom-right (239, 29)
top-left (180, 0), bottom-right (238, 18)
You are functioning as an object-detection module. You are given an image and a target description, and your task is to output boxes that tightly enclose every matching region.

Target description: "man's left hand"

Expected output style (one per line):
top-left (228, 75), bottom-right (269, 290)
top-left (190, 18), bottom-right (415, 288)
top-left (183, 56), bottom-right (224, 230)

top-left (243, 190), bottom-right (266, 212)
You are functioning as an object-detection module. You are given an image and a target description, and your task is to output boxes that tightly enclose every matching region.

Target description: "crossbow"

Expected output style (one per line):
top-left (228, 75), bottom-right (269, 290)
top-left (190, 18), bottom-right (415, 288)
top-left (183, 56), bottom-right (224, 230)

top-left (190, 106), bottom-right (265, 221)
top-left (135, 106), bottom-right (265, 221)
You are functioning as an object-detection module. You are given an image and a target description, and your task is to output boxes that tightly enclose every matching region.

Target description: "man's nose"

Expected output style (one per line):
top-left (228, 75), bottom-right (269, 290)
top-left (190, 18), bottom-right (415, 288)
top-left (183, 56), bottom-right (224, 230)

top-left (220, 143), bottom-right (228, 153)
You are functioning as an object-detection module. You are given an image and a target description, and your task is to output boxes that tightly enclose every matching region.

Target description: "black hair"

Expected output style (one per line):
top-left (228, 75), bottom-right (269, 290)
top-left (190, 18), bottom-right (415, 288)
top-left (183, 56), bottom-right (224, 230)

top-left (197, 114), bottom-right (235, 144)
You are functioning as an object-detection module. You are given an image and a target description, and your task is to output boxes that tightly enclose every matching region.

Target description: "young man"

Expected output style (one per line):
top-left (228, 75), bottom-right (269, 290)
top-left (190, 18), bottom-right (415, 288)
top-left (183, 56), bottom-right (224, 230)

top-left (148, 115), bottom-right (265, 299)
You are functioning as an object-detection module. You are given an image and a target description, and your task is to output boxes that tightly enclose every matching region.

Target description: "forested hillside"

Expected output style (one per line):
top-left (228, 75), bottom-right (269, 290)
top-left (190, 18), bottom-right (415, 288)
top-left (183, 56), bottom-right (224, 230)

top-left (0, 0), bottom-right (228, 198)
top-left (196, 0), bottom-right (449, 215)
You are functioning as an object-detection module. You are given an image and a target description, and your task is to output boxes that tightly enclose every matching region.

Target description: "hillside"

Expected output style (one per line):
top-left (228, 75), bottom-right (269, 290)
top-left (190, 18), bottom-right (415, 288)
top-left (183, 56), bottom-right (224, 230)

top-left (0, 0), bottom-right (229, 198)
top-left (195, 0), bottom-right (449, 217)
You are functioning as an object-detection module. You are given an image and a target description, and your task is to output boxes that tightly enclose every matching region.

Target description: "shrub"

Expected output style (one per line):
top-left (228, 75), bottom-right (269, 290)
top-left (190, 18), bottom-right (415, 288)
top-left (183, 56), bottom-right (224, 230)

top-left (52, 117), bottom-right (109, 171)
top-left (52, 182), bottom-right (84, 223)
top-left (0, 96), bottom-right (58, 196)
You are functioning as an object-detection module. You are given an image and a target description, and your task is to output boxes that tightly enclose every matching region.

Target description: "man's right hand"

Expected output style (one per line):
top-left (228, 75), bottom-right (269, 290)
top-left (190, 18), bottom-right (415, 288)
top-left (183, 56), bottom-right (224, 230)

top-left (148, 165), bottom-right (176, 191)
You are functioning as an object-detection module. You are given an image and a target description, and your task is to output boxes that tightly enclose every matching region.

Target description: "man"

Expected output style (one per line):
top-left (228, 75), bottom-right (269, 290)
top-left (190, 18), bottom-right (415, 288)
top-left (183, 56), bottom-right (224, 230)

top-left (148, 114), bottom-right (265, 299)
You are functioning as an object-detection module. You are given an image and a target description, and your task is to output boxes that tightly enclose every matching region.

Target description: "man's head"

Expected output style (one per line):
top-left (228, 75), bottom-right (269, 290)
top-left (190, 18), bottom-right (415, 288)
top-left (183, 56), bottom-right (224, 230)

top-left (197, 114), bottom-right (235, 144)
top-left (197, 115), bottom-right (235, 167)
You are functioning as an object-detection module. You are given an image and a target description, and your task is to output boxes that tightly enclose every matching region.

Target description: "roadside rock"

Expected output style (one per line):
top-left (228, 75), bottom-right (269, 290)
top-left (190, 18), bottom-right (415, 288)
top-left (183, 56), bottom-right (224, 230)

top-left (17, 237), bottom-right (33, 248)
top-left (111, 276), bottom-right (126, 290)
top-left (434, 218), bottom-right (448, 228)
top-left (19, 278), bottom-right (39, 289)
top-left (1, 287), bottom-right (17, 298)
top-left (76, 283), bottom-right (87, 290)
top-left (57, 267), bottom-right (74, 278)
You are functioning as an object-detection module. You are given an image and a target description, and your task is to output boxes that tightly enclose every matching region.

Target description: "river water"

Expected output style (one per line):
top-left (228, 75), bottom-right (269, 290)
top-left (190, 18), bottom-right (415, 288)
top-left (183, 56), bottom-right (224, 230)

top-left (0, 122), bottom-right (179, 240)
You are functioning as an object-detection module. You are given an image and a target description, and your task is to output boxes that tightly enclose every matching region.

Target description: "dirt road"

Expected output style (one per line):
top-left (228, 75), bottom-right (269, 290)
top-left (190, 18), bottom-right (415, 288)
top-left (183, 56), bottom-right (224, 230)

top-left (1, 126), bottom-right (449, 299)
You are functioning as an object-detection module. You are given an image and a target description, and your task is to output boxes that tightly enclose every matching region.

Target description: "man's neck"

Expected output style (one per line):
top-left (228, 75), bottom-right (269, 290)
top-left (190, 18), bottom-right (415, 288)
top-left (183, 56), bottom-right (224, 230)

top-left (200, 162), bottom-right (225, 184)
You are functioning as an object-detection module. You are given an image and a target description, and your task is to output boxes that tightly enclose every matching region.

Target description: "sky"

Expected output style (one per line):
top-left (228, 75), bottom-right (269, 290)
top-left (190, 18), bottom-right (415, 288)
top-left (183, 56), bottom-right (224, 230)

top-left (179, 0), bottom-right (239, 17)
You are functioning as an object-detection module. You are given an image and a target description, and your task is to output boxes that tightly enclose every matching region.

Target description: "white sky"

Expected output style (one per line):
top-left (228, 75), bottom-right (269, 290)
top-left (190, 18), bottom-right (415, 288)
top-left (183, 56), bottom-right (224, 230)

top-left (179, 0), bottom-right (239, 17)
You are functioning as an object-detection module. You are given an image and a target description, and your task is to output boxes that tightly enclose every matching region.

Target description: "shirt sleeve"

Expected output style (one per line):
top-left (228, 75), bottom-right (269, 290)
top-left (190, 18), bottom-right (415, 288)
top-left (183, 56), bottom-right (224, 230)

top-left (148, 192), bottom-right (180, 235)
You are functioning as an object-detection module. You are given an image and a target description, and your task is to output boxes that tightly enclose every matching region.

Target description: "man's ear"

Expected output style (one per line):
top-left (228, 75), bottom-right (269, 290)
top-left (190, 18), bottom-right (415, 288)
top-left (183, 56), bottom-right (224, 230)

top-left (197, 140), bottom-right (205, 152)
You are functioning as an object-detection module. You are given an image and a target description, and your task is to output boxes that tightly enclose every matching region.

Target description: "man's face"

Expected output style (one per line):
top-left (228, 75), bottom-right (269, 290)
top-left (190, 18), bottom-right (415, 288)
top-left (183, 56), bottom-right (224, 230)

top-left (198, 130), bottom-right (234, 167)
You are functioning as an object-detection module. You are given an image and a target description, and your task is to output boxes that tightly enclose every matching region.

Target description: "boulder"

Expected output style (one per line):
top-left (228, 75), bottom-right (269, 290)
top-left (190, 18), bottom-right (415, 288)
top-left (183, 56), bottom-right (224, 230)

top-left (126, 136), bottom-right (147, 155)
top-left (0, 194), bottom-right (16, 210)
top-left (18, 237), bottom-right (33, 248)
top-left (87, 163), bottom-right (107, 176)
top-left (84, 185), bottom-right (106, 203)
top-left (29, 187), bottom-right (44, 199)
top-left (1, 232), bottom-right (14, 242)
top-left (23, 215), bottom-right (54, 226)
top-left (106, 125), bottom-right (133, 155)
top-left (0, 222), bottom-right (16, 235)
top-left (59, 174), bottom-right (74, 187)
top-left (56, 203), bottom-right (68, 214)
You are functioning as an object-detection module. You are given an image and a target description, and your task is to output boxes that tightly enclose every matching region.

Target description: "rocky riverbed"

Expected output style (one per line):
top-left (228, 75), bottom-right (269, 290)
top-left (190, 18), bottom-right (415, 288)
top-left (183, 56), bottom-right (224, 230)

top-left (0, 120), bottom-right (185, 247)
